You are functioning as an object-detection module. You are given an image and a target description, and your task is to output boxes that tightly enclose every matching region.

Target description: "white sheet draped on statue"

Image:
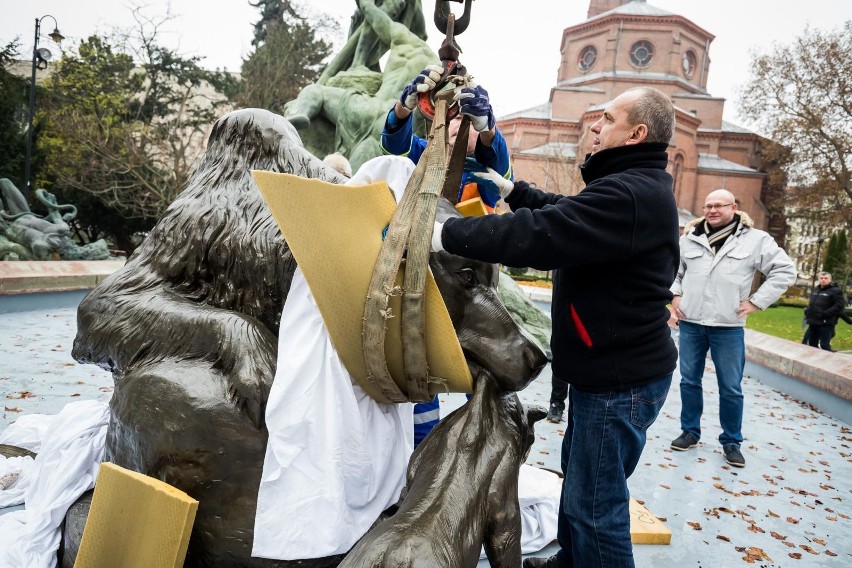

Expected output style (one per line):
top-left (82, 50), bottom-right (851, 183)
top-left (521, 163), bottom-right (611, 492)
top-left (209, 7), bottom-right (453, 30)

top-left (252, 156), bottom-right (417, 560)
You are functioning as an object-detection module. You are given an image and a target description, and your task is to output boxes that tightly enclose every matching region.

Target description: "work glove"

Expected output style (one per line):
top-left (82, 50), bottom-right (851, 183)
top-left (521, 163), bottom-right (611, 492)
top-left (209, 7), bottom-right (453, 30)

top-left (399, 65), bottom-right (443, 111)
top-left (468, 165), bottom-right (515, 200)
top-left (454, 83), bottom-right (496, 132)
top-left (431, 220), bottom-right (445, 253)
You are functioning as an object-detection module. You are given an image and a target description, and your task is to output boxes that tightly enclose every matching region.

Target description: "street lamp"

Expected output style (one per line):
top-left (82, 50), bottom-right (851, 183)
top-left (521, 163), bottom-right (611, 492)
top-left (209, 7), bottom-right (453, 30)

top-left (810, 236), bottom-right (826, 297)
top-left (23, 15), bottom-right (64, 202)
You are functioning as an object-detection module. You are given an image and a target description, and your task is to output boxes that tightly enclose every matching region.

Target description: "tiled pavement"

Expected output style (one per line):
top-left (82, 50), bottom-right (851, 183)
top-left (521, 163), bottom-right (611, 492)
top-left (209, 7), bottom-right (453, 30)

top-left (2, 307), bottom-right (850, 566)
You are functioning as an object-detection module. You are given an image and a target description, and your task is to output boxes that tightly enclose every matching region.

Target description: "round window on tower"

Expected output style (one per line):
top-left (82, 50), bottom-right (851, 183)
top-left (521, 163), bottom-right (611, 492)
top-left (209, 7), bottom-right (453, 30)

top-left (629, 40), bottom-right (654, 68)
top-left (682, 50), bottom-right (697, 79)
top-left (577, 45), bottom-right (597, 72)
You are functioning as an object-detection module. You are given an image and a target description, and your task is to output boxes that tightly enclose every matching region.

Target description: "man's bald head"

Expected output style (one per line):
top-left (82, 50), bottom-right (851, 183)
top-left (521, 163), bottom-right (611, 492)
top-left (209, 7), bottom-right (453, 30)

top-left (703, 189), bottom-right (738, 228)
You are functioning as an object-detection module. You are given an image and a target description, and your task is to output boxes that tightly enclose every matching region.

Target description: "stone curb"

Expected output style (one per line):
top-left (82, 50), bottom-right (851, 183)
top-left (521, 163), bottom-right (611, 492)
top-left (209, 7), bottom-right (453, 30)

top-left (0, 260), bottom-right (126, 294)
top-left (744, 328), bottom-right (852, 402)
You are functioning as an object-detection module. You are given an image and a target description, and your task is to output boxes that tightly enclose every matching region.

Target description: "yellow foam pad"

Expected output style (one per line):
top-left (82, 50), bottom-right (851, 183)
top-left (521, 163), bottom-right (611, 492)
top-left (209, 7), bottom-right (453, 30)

top-left (455, 196), bottom-right (489, 217)
top-left (630, 498), bottom-right (672, 545)
top-left (74, 462), bottom-right (198, 568)
top-left (253, 171), bottom-right (472, 402)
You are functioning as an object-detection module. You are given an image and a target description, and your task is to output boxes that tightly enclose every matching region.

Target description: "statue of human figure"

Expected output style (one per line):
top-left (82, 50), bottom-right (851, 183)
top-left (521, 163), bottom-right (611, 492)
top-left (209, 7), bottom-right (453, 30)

top-left (284, 0), bottom-right (438, 171)
top-left (317, 0), bottom-right (427, 82)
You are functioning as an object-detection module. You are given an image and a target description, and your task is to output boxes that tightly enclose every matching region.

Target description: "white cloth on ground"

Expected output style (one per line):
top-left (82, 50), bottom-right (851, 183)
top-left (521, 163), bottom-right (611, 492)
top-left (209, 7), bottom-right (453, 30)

top-left (0, 400), bottom-right (109, 568)
top-left (252, 156), bottom-right (417, 560)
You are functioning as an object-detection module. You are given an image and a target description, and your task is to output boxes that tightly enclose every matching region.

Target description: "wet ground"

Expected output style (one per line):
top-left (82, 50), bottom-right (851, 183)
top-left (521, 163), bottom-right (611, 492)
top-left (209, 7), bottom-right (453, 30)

top-left (2, 305), bottom-right (850, 566)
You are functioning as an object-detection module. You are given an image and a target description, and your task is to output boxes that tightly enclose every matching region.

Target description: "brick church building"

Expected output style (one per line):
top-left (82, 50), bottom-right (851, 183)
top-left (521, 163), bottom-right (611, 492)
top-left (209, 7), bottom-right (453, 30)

top-left (497, 0), bottom-right (786, 241)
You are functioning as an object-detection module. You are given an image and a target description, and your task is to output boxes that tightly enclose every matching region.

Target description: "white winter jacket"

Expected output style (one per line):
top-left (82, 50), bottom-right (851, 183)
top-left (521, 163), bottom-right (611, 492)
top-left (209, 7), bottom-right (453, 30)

top-left (670, 213), bottom-right (796, 327)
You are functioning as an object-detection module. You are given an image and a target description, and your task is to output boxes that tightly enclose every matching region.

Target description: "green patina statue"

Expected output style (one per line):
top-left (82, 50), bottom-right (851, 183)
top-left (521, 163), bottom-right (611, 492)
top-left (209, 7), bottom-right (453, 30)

top-left (0, 178), bottom-right (110, 261)
top-left (284, 0), bottom-right (437, 171)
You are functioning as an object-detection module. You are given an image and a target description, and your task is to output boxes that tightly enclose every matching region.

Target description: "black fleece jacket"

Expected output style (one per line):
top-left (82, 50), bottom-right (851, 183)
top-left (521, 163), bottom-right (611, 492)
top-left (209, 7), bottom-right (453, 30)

top-left (441, 143), bottom-right (679, 391)
top-left (805, 282), bottom-right (845, 326)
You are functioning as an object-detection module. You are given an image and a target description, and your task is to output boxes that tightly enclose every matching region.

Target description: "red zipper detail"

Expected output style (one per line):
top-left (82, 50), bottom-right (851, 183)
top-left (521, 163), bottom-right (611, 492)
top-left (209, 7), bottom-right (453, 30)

top-left (570, 303), bottom-right (593, 348)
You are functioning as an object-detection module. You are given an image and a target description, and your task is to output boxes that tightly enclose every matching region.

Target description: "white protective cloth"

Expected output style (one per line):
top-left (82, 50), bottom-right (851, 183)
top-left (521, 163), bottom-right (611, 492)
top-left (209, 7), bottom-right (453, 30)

top-left (0, 400), bottom-right (109, 568)
top-left (252, 156), bottom-right (418, 560)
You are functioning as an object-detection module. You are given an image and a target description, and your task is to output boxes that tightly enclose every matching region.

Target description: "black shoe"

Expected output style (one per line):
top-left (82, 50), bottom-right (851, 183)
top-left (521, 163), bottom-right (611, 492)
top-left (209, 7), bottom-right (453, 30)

top-left (723, 444), bottom-right (745, 468)
top-left (523, 555), bottom-right (564, 568)
top-left (546, 402), bottom-right (564, 423)
top-left (670, 432), bottom-right (699, 451)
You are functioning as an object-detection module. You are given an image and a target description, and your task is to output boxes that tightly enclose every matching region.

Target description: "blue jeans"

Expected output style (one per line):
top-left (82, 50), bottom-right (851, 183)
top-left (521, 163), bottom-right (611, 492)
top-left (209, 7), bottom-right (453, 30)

top-left (554, 374), bottom-right (672, 568)
top-left (678, 320), bottom-right (745, 446)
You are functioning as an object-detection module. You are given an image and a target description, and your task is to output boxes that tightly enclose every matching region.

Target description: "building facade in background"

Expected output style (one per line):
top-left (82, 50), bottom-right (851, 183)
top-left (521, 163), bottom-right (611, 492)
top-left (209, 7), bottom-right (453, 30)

top-left (497, 0), bottom-right (788, 249)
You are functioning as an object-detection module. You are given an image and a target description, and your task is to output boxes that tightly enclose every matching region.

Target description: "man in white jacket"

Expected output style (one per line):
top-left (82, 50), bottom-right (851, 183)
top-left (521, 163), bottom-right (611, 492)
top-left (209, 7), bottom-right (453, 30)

top-left (669, 189), bottom-right (796, 467)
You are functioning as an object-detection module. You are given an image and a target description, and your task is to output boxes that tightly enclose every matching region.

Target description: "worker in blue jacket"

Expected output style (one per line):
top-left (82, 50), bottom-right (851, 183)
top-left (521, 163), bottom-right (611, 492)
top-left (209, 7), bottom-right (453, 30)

top-left (382, 66), bottom-right (513, 445)
top-left (381, 66), bottom-right (513, 213)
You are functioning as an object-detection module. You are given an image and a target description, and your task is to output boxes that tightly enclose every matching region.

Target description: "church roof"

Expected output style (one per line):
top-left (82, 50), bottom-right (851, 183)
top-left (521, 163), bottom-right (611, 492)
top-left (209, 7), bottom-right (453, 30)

top-left (500, 102), bottom-right (552, 121)
top-left (698, 153), bottom-right (761, 175)
top-left (697, 121), bottom-right (760, 136)
top-left (518, 142), bottom-right (578, 159)
top-left (588, 0), bottom-right (676, 22)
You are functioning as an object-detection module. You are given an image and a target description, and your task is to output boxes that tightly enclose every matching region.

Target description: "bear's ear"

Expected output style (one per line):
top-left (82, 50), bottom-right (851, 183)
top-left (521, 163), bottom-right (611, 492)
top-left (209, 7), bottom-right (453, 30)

top-left (526, 405), bottom-right (548, 427)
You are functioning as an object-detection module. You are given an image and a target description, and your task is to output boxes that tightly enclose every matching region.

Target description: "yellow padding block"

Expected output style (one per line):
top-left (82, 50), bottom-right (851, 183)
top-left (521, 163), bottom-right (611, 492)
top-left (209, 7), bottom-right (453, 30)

top-left (455, 196), bottom-right (489, 217)
top-left (74, 462), bottom-right (199, 568)
top-left (630, 498), bottom-right (671, 544)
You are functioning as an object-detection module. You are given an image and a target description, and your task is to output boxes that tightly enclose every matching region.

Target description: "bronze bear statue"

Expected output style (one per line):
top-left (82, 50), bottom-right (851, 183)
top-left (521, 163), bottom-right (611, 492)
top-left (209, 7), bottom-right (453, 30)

top-left (67, 108), bottom-right (547, 566)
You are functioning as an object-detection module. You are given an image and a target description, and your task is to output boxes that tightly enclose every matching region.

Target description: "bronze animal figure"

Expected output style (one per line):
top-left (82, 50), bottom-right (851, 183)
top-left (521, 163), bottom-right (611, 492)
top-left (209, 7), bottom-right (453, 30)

top-left (67, 108), bottom-right (547, 567)
top-left (339, 369), bottom-right (547, 568)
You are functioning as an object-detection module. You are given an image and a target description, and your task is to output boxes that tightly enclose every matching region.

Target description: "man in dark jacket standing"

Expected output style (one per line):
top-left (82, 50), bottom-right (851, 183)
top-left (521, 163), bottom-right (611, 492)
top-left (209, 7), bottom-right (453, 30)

top-left (805, 272), bottom-right (846, 351)
top-left (432, 87), bottom-right (679, 568)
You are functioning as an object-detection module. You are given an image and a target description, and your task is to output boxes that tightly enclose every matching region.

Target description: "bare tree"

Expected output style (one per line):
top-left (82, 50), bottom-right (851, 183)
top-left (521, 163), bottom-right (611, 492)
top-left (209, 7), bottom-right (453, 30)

top-left (39, 8), bottom-right (237, 251)
top-left (738, 22), bottom-right (852, 228)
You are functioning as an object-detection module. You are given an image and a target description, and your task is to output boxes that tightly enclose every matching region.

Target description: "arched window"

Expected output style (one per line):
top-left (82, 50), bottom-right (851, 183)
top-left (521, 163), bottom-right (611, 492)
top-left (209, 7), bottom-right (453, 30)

top-left (672, 154), bottom-right (685, 202)
top-left (629, 40), bottom-right (654, 68)
top-left (578, 45), bottom-right (597, 72)
top-left (682, 50), bottom-right (697, 79)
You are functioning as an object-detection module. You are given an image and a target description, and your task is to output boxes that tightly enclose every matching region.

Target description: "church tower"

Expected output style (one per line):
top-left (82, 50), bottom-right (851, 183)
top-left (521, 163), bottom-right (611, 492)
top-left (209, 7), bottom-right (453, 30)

top-left (587, 0), bottom-right (635, 19)
top-left (497, 0), bottom-right (783, 239)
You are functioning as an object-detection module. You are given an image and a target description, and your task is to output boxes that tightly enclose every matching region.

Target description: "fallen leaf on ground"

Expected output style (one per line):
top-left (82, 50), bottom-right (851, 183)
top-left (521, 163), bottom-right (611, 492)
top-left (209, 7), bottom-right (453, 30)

top-left (741, 547), bottom-right (772, 563)
top-left (687, 521), bottom-right (702, 530)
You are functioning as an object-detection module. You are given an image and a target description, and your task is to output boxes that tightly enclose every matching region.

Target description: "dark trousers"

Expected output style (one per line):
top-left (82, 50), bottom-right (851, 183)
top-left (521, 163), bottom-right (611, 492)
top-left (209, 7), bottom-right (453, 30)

top-left (806, 324), bottom-right (834, 351)
top-left (551, 375), bottom-right (569, 406)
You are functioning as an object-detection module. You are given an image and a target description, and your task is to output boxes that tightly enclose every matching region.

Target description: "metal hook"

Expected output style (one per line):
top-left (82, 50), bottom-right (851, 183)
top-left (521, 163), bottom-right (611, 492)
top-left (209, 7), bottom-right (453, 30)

top-left (433, 0), bottom-right (474, 36)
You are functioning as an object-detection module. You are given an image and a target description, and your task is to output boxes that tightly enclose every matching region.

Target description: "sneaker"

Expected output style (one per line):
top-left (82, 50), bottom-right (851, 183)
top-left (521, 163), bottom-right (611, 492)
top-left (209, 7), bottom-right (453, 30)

top-left (670, 432), bottom-right (699, 451)
top-left (723, 444), bottom-right (745, 468)
top-left (523, 555), bottom-right (565, 568)
top-left (546, 402), bottom-right (564, 423)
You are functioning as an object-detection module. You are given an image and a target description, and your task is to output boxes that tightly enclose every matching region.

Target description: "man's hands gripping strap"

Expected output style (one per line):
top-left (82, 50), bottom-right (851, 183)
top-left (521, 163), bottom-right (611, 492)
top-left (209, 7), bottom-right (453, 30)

top-left (454, 83), bottom-right (496, 132)
top-left (400, 65), bottom-right (443, 111)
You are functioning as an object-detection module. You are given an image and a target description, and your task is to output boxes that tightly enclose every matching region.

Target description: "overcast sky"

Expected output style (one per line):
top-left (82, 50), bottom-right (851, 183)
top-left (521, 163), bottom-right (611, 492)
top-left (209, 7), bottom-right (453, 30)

top-left (3, 0), bottom-right (851, 128)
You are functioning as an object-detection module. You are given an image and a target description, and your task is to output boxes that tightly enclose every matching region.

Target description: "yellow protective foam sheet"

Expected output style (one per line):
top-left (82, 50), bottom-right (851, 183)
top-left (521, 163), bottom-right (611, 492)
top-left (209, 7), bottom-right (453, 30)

top-left (630, 497), bottom-right (672, 545)
top-left (74, 462), bottom-right (198, 568)
top-left (253, 171), bottom-right (472, 402)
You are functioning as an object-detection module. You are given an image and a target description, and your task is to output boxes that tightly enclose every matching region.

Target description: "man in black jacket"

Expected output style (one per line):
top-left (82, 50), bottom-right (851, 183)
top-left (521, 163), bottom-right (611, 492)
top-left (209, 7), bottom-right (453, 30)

top-left (805, 272), bottom-right (846, 351)
top-left (432, 87), bottom-right (679, 568)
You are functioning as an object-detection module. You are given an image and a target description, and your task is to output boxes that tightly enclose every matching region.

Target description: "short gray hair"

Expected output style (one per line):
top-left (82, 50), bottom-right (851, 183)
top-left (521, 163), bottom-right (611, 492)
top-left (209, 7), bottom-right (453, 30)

top-left (818, 271), bottom-right (832, 280)
top-left (626, 88), bottom-right (675, 144)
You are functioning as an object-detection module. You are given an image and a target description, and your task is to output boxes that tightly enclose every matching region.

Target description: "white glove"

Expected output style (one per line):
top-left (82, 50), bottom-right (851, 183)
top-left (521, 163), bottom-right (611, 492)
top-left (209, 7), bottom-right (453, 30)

top-left (400, 65), bottom-right (444, 111)
top-left (431, 220), bottom-right (445, 253)
top-left (468, 167), bottom-right (515, 199)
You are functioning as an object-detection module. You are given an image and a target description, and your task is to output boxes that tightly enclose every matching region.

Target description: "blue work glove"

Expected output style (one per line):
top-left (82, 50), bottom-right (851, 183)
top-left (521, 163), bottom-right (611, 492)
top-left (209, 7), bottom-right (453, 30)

top-left (466, 159), bottom-right (515, 201)
top-left (454, 83), bottom-right (496, 132)
top-left (399, 65), bottom-right (443, 111)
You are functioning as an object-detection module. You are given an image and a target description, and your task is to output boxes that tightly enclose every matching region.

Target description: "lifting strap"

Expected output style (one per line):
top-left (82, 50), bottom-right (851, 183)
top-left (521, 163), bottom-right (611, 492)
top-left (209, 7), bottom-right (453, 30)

top-left (362, 96), bottom-right (456, 403)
